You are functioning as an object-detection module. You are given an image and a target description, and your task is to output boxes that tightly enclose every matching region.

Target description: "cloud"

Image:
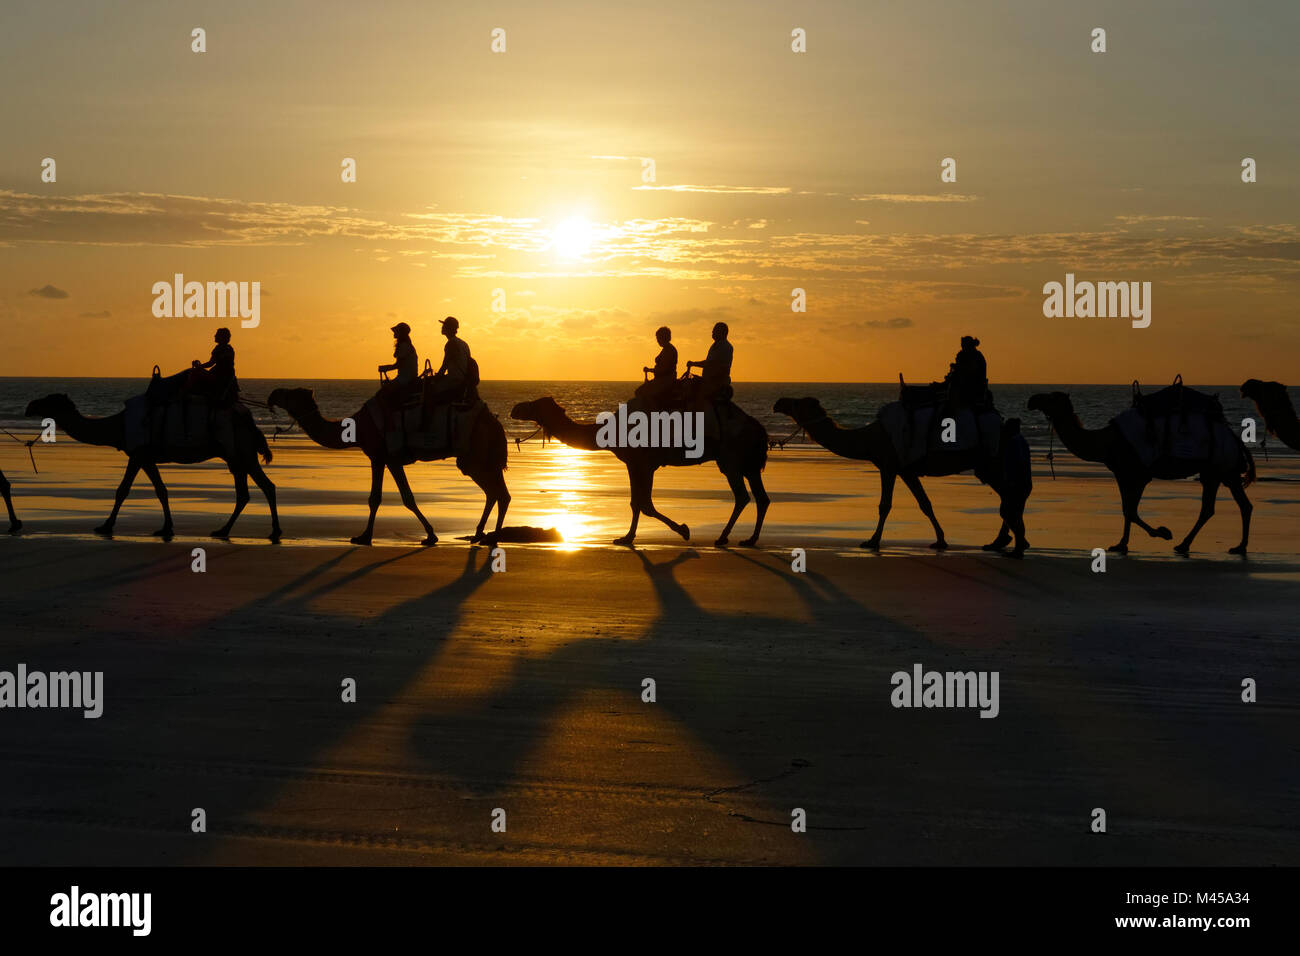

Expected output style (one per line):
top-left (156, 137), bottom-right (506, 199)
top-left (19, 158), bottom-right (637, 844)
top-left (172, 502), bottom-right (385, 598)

top-left (865, 316), bottom-right (913, 329)
top-left (78, 309), bottom-right (111, 318)
top-left (851, 194), bottom-right (979, 203)
top-left (28, 284), bottom-right (68, 298)
top-left (633, 184), bottom-right (791, 195)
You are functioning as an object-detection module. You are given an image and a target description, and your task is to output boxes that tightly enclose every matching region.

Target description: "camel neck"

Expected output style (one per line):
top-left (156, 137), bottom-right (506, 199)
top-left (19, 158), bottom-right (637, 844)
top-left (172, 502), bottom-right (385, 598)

top-left (55, 407), bottom-right (123, 447)
top-left (293, 401), bottom-right (351, 450)
top-left (544, 414), bottom-right (603, 451)
top-left (1048, 409), bottom-right (1108, 463)
top-left (804, 414), bottom-right (874, 462)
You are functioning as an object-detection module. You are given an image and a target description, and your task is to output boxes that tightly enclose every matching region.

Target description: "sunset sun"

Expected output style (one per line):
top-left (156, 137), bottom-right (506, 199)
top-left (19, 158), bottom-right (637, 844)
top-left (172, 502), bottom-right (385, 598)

top-left (551, 215), bottom-right (596, 260)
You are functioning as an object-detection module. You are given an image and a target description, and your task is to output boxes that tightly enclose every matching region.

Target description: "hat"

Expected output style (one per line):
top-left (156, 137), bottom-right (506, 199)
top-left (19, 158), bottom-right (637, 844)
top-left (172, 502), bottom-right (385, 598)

top-left (440, 316), bottom-right (459, 332)
top-left (391, 322), bottom-right (411, 337)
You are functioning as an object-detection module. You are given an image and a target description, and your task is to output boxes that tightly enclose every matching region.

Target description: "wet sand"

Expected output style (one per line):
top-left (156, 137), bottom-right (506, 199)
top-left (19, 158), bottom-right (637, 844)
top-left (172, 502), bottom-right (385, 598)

top-left (0, 439), bottom-right (1297, 865)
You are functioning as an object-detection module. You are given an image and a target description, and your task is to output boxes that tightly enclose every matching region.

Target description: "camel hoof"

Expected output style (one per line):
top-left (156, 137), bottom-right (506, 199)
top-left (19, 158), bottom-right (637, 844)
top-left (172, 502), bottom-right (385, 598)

top-left (1228, 544), bottom-right (1247, 555)
top-left (714, 537), bottom-right (729, 548)
top-left (738, 537), bottom-right (759, 548)
top-left (210, 529), bottom-right (231, 540)
top-left (1107, 543), bottom-right (1128, 554)
top-left (1155, 526), bottom-right (1173, 540)
top-left (930, 540), bottom-right (949, 551)
top-left (350, 535), bottom-right (372, 546)
top-left (153, 527), bottom-right (174, 541)
top-left (93, 525), bottom-right (113, 537)
top-left (677, 523), bottom-right (690, 541)
top-left (1173, 543), bottom-right (1191, 555)
top-left (861, 539), bottom-right (880, 551)
top-left (7, 521), bottom-right (22, 534)
top-left (421, 534), bottom-right (438, 547)
top-left (982, 539), bottom-right (1009, 552)
top-left (269, 529), bottom-right (283, 543)
top-left (612, 535), bottom-right (635, 547)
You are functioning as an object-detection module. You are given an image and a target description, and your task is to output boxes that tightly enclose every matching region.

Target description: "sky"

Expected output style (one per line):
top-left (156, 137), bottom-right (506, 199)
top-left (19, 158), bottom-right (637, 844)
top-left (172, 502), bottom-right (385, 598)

top-left (1, 0), bottom-right (1297, 383)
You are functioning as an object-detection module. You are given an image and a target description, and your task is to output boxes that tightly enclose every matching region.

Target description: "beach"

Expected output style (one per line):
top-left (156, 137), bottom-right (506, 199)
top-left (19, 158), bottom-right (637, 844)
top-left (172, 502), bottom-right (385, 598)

top-left (1, 437), bottom-right (1297, 865)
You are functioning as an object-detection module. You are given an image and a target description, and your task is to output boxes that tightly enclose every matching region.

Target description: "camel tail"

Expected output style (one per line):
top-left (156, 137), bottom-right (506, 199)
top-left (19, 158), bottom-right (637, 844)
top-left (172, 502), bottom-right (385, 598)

top-left (1241, 441), bottom-right (1256, 488)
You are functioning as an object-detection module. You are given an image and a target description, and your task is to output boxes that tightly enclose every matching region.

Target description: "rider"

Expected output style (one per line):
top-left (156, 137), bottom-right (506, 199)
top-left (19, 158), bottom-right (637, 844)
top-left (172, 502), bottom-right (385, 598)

top-left (378, 322), bottom-right (419, 410)
top-left (187, 327), bottom-right (238, 403)
top-left (636, 326), bottom-right (678, 405)
top-left (686, 322), bottom-right (733, 404)
top-left (427, 316), bottom-right (473, 405)
top-left (944, 335), bottom-right (989, 409)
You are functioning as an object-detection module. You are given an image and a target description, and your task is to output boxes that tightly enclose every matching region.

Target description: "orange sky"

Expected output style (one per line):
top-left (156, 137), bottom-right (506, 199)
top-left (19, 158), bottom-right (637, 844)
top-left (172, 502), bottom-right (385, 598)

top-left (2, 0), bottom-right (1297, 383)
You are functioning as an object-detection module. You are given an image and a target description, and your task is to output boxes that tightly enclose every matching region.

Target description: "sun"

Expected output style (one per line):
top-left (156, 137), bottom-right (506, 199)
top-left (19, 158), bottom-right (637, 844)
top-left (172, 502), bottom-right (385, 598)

top-left (551, 216), bottom-right (596, 260)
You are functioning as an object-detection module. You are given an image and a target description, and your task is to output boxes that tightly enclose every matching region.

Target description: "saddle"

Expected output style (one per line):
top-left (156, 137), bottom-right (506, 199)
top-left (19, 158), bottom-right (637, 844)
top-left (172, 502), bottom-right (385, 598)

top-left (1131, 375), bottom-right (1224, 421)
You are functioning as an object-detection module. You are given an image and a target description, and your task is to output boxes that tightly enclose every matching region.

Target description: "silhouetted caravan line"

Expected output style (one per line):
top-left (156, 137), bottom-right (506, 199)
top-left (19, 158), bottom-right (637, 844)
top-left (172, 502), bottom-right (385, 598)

top-left (24, 393), bottom-right (280, 541)
top-left (510, 391), bottom-right (770, 547)
top-left (0, 470), bottom-right (19, 533)
top-left (1242, 379), bottom-right (1300, 451)
top-left (1027, 386), bottom-right (1254, 555)
top-left (774, 396), bottom-right (1030, 555)
top-left (267, 387), bottom-right (510, 545)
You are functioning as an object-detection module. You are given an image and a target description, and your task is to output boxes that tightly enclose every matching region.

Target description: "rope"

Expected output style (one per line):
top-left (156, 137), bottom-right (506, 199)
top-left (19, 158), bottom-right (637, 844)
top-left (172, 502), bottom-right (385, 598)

top-left (769, 423), bottom-right (806, 450)
top-left (1046, 426), bottom-right (1056, 480)
top-left (513, 426), bottom-right (545, 449)
top-left (1, 427), bottom-right (39, 474)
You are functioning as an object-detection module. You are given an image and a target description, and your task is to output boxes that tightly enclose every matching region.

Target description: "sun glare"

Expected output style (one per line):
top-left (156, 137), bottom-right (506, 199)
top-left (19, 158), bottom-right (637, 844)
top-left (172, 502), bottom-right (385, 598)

top-left (551, 216), bottom-right (596, 260)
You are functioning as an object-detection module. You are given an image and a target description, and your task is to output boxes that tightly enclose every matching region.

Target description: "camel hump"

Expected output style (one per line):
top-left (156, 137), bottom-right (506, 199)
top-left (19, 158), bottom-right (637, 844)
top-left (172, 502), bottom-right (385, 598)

top-left (877, 401), bottom-right (1001, 466)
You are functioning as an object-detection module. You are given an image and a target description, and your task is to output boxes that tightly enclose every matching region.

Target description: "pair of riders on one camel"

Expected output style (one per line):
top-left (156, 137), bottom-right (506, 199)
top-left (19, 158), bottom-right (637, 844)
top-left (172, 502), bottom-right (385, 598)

top-left (634, 321), bottom-right (735, 412)
top-left (376, 316), bottom-right (477, 419)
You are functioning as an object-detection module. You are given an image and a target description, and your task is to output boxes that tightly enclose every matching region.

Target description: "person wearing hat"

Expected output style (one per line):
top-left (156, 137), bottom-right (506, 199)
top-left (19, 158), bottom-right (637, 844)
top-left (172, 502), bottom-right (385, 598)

top-left (379, 322), bottom-right (419, 386)
top-left (428, 316), bottom-right (473, 405)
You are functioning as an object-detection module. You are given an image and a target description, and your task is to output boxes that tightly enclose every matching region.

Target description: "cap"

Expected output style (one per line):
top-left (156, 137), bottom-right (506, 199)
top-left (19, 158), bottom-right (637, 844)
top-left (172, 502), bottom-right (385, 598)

top-left (391, 322), bottom-right (411, 336)
top-left (440, 316), bottom-right (459, 332)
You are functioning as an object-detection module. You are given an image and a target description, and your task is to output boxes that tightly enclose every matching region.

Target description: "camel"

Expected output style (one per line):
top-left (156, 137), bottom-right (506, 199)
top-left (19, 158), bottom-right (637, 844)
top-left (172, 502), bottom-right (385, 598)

top-left (510, 396), bottom-right (770, 546)
top-left (1241, 379), bottom-right (1300, 451)
top-left (267, 387), bottom-right (509, 545)
top-left (1027, 391), bottom-right (1254, 555)
top-left (1, 470), bottom-right (19, 533)
top-left (24, 394), bottom-right (280, 541)
top-left (774, 396), bottom-right (1028, 554)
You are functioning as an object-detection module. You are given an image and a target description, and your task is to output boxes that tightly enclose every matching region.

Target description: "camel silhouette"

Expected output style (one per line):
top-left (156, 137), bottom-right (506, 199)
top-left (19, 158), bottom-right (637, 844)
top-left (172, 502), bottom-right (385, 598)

top-left (1241, 380), bottom-right (1300, 451)
top-left (510, 396), bottom-right (770, 546)
top-left (1027, 391), bottom-right (1254, 555)
top-left (25, 394), bottom-right (280, 541)
top-left (773, 396), bottom-right (1028, 554)
top-left (267, 387), bottom-right (509, 545)
top-left (0, 470), bottom-right (18, 534)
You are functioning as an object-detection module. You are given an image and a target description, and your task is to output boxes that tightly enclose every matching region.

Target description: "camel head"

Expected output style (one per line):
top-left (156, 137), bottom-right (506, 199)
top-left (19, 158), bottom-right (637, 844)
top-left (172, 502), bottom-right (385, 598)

top-left (510, 397), bottom-right (564, 425)
top-left (25, 394), bottom-right (75, 420)
top-left (773, 396), bottom-right (826, 425)
top-left (266, 387), bottom-right (317, 420)
top-left (1026, 391), bottom-right (1073, 420)
top-left (1240, 378), bottom-right (1288, 406)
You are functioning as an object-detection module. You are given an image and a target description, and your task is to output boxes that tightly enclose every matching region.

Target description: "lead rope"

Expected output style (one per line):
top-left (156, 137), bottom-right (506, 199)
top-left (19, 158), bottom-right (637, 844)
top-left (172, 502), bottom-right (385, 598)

top-left (1, 427), bottom-right (39, 474)
top-left (1046, 425), bottom-right (1056, 480)
top-left (769, 423), bottom-right (805, 450)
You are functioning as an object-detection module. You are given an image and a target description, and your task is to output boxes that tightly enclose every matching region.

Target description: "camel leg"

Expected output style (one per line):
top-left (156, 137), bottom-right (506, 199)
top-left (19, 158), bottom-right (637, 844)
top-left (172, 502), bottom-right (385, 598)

top-left (1111, 478), bottom-right (1167, 553)
top-left (614, 466), bottom-right (643, 546)
top-left (212, 468), bottom-right (250, 539)
top-left (468, 470), bottom-right (510, 541)
top-left (715, 470), bottom-right (750, 547)
top-left (388, 463), bottom-right (437, 545)
top-left (139, 462), bottom-right (173, 540)
top-left (96, 458), bottom-right (142, 535)
top-left (1226, 476), bottom-right (1252, 555)
top-left (352, 457), bottom-right (385, 545)
top-left (1174, 476), bottom-right (1219, 554)
top-left (637, 468), bottom-right (689, 542)
top-left (248, 459), bottom-right (282, 542)
top-left (1, 471), bottom-right (19, 533)
top-left (739, 470), bottom-right (770, 547)
top-left (862, 471), bottom-right (897, 550)
top-left (901, 473), bottom-right (947, 550)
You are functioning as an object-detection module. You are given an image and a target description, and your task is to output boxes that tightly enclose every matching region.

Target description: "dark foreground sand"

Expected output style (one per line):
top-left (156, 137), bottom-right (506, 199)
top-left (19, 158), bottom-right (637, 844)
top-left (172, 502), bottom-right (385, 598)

top-left (0, 537), bottom-right (1296, 865)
